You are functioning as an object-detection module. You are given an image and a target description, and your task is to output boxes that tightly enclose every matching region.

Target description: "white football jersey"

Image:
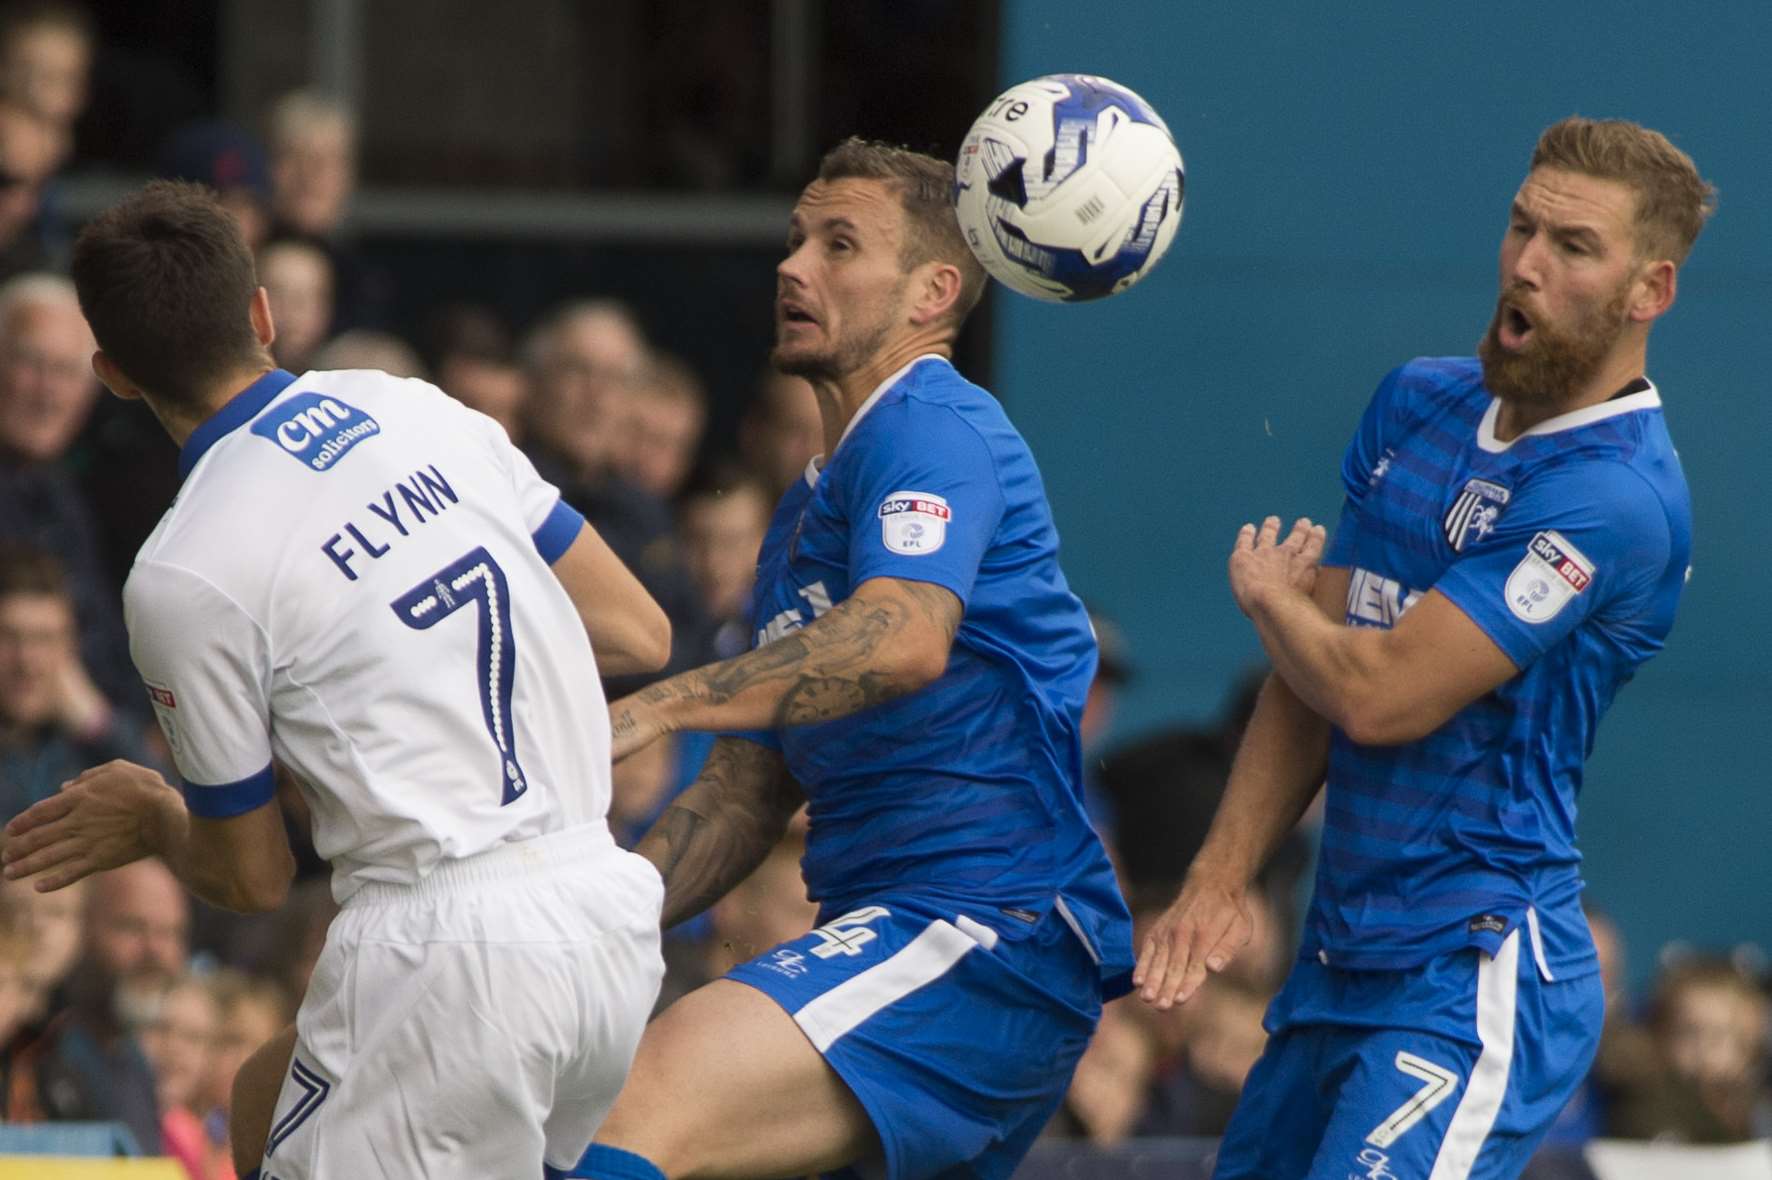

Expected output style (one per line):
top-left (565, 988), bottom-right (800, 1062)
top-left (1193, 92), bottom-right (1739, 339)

top-left (128, 368), bottom-right (613, 901)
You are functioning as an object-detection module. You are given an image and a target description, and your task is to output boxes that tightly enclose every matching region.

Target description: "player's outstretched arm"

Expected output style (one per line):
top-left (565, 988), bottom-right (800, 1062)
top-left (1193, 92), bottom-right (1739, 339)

top-left (1135, 657), bottom-right (1336, 1009)
top-left (550, 519), bottom-right (672, 676)
top-left (608, 575), bottom-right (960, 760)
top-left (2, 760), bottom-right (295, 912)
top-left (634, 736), bottom-right (805, 928)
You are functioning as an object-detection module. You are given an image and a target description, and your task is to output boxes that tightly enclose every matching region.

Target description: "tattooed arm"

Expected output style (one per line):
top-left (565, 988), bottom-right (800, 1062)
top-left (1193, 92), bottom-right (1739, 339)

top-left (636, 736), bottom-right (806, 928)
top-left (609, 576), bottom-right (962, 760)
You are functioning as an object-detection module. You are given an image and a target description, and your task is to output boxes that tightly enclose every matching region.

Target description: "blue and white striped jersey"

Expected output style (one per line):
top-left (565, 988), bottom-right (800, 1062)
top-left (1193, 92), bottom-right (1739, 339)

top-left (1314, 356), bottom-right (1691, 976)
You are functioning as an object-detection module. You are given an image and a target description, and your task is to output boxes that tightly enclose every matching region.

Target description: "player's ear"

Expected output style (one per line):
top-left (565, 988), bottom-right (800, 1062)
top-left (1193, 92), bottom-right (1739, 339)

top-left (91, 351), bottom-right (142, 401)
top-left (908, 260), bottom-right (963, 328)
top-left (249, 286), bottom-right (277, 350)
top-left (1629, 258), bottom-right (1676, 323)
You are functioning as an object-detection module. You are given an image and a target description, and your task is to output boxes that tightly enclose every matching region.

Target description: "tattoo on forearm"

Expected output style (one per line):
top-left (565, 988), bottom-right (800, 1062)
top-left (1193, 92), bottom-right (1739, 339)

top-left (635, 737), bottom-right (802, 928)
top-left (648, 580), bottom-right (962, 731)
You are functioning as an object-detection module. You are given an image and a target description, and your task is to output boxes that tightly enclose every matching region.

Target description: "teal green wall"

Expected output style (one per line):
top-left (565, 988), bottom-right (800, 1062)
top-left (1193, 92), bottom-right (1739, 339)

top-left (996, 3), bottom-right (1770, 990)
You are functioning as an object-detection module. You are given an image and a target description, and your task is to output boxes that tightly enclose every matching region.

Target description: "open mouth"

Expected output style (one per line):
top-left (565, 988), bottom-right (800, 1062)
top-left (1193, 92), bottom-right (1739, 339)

top-left (1498, 303), bottom-right (1534, 350)
top-left (778, 301), bottom-right (818, 327)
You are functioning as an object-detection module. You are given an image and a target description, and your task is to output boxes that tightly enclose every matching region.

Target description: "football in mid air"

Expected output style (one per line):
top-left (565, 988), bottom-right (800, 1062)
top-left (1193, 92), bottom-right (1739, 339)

top-left (953, 74), bottom-right (1184, 302)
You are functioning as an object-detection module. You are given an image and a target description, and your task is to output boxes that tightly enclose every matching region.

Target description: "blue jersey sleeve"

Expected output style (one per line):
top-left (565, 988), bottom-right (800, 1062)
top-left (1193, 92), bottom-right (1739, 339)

top-left (1433, 462), bottom-right (1672, 669)
top-left (839, 398), bottom-right (1006, 605)
top-left (1324, 365), bottom-right (1406, 567)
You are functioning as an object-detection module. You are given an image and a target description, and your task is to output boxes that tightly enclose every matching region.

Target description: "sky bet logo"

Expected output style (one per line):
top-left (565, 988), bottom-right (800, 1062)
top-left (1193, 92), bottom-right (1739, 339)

top-left (251, 393), bottom-right (380, 471)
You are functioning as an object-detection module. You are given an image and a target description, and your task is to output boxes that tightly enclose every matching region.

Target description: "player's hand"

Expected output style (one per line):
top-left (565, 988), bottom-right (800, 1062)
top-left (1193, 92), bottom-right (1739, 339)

top-left (1, 760), bottom-right (180, 891)
top-left (1228, 515), bottom-right (1326, 616)
top-left (608, 693), bottom-right (669, 762)
top-left (1132, 872), bottom-right (1253, 1010)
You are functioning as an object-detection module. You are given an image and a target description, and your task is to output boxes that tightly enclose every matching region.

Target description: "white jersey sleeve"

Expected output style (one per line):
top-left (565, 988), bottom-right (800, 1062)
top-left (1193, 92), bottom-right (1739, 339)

top-left (126, 561), bottom-right (276, 817)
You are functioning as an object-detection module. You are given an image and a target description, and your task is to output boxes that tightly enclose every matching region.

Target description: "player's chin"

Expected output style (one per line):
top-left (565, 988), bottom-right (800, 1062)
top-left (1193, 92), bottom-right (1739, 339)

top-left (769, 339), bottom-right (829, 379)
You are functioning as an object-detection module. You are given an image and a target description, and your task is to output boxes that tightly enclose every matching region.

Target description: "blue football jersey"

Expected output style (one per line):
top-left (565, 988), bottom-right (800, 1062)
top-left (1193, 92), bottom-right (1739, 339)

top-left (735, 356), bottom-right (1132, 990)
top-left (1313, 356), bottom-right (1690, 977)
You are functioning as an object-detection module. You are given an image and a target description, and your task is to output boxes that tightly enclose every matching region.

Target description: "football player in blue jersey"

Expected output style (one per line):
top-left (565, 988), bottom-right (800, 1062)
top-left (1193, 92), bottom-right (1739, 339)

top-left (1136, 117), bottom-right (1714, 1179)
top-left (571, 138), bottom-right (1133, 1180)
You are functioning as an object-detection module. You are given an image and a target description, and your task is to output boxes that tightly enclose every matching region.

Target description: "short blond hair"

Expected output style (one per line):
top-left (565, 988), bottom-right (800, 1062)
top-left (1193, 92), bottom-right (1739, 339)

top-left (1531, 116), bottom-right (1716, 264)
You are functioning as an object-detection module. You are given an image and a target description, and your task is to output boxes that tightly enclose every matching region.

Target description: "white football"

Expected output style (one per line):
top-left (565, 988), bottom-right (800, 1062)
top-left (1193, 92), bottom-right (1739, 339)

top-left (954, 74), bottom-right (1185, 302)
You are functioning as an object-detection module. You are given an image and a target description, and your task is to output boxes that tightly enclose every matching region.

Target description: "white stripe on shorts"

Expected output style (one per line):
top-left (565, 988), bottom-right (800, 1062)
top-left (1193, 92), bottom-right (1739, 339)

top-left (1427, 931), bottom-right (1520, 1180)
top-left (793, 920), bottom-right (979, 1053)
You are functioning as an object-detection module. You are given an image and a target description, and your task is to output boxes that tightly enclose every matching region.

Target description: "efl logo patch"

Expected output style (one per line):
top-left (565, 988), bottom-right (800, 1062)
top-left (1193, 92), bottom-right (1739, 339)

top-left (1443, 478), bottom-right (1511, 552)
top-left (1505, 530), bottom-right (1595, 623)
top-left (878, 490), bottom-right (950, 555)
top-left (145, 684), bottom-right (176, 709)
top-left (250, 393), bottom-right (381, 472)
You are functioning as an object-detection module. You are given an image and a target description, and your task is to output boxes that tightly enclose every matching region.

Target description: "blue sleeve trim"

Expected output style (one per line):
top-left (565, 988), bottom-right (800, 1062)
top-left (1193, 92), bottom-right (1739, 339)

top-left (532, 499), bottom-right (586, 564)
top-left (183, 762), bottom-right (277, 818)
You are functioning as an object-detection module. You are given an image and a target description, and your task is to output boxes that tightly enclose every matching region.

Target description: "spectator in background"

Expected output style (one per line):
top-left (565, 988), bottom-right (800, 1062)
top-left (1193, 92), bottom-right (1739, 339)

top-left (0, 872), bottom-right (83, 1019)
top-left (257, 236), bottom-right (332, 374)
top-left (521, 298), bottom-right (649, 493)
top-left (0, 1), bottom-right (92, 153)
top-left (1052, 997), bottom-right (1157, 1146)
top-left (1608, 955), bottom-right (1772, 1142)
top-left (264, 90), bottom-right (388, 331)
top-left (676, 465), bottom-right (770, 661)
top-left (423, 301), bottom-right (527, 440)
top-left (13, 859), bottom-right (188, 1151)
top-left (0, 918), bottom-right (33, 1044)
top-left (203, 971), bottom-right (292, 1175)
top-left (265, 90), bottom-right (354, 240)
top-left (0, 547), bottom-right (152, 820)
top-left (739, 365), bottom-right (822, 504)
top-left (310, 328), bottom-right (425, 378)
top-left (158, 120), bottom-right (273, 253)
top-left (140, 973), bottom-right (227, 1180)
top-left (1136, 976), bottom-right (1271, 1139)
top-left (612, 352), bottom-right (707, 501)
top-left (0, 99), bottom-right (58, 279)
top-left (522, 299), bottom-right (706, 679)
top-left (0, 273), bottom-right (140, 705)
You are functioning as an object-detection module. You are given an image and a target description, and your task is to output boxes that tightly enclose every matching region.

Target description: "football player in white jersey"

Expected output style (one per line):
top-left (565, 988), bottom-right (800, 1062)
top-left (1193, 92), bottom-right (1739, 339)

top-left (1, 180), bottom-right (670, 1179)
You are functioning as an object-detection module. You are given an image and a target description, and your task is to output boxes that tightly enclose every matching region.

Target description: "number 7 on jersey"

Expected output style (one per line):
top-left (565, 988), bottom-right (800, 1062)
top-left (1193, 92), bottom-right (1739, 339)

top-left (390, 547), bottom-right (529, 804)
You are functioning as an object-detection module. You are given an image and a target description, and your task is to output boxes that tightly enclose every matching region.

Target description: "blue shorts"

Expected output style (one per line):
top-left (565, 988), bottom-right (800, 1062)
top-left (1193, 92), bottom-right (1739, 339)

top-left (1214, 930), bottom-right (1604, 1180)
top-left (726, 896), bottom-right (1103, 1180)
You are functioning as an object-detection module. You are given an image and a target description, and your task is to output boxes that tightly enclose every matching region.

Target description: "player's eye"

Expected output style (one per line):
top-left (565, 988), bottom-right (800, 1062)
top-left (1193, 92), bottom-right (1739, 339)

top-left (830, 238), bottom-right (853, 254)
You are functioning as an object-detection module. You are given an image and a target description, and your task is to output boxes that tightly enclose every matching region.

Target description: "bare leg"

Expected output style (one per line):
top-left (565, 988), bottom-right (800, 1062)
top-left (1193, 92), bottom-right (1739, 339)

top-left (593, 979), bottom-right (878, 1179)
top-left (230, 1021), bottom-right (297, 1175)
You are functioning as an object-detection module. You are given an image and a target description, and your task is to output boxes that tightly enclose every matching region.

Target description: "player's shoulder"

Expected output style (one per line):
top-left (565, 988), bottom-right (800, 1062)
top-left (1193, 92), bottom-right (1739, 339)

top-left (871, 356), bottom-right (1015, 446)
top-left (1384, 355), bottom-right (1488, 416)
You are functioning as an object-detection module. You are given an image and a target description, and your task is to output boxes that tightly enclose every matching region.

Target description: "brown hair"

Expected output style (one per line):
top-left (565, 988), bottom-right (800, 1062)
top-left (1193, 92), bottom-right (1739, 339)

top-left (70, 179), bottom-right (265, 408)
top-left (1531, 116), bottom-right (1716, 264)
top-left (815, 137), bottom-right (987, 326)
top-left (1649, 955), bottom-right (1767, 1034)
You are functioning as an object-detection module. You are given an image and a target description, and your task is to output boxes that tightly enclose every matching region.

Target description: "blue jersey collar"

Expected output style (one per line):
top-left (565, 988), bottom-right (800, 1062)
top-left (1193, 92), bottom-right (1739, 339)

top-left (178, 369), bottom-right (299, 480)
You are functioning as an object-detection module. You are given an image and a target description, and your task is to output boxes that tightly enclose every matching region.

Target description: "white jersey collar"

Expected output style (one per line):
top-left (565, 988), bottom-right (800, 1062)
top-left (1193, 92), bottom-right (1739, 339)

top-left (803, 353), bottom-right (950, 487)
top-left (1476, 380), bottom-right (1661, 454)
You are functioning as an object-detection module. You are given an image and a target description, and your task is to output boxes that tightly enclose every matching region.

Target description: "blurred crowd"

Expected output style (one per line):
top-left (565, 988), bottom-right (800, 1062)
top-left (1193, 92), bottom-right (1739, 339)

top-left (0, 1), bottom-right (1767, 1172)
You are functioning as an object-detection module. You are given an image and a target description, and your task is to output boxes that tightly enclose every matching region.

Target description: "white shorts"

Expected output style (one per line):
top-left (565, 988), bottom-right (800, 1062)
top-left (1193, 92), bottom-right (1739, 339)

top-left (258, 824), bottom-right (664, 1178)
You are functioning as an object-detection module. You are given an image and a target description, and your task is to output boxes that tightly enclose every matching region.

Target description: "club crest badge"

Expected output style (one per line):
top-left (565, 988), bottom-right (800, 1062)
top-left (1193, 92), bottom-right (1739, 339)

top-left (1444, 478), bottom-right (1511, 552)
